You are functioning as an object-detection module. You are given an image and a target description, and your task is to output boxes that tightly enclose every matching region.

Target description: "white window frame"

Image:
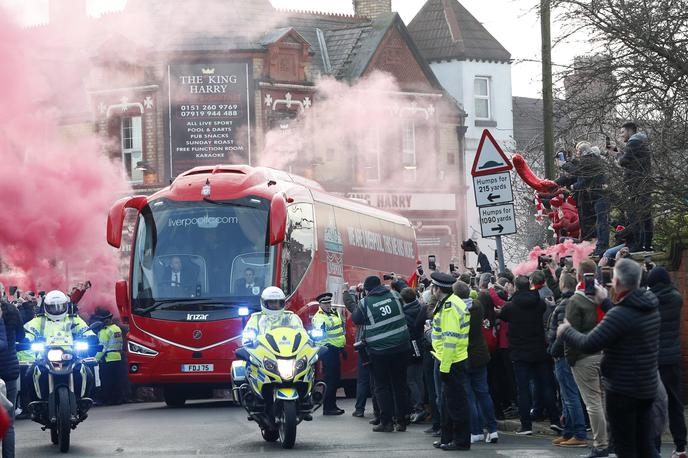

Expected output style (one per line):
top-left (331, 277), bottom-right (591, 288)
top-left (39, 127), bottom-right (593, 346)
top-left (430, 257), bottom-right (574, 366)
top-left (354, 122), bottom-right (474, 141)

top-left (474, 76), bottom-right (491, 120)
top-left (121, 116), bottom-right (143, 184)
top-left (364, 130), bottom-right (381, 182)
top-left (402, 118), bottom-right (417, 182)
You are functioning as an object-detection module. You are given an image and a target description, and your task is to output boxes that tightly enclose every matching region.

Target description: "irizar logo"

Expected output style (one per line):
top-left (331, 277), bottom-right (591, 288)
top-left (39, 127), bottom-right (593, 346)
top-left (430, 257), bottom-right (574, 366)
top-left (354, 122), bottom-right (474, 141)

top-left (187, 314), bottom-right (209, 321)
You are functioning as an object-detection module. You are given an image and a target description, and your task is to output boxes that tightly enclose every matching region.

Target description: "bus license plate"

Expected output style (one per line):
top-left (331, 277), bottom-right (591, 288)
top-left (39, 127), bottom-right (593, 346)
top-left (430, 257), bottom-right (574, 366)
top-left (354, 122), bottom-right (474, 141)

top-left (181, 364), bottom-right (214, 373)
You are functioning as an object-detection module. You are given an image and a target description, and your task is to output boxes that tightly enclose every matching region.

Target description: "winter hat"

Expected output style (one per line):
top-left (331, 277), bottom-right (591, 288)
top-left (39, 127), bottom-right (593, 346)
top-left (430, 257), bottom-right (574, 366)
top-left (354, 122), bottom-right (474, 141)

top-left (647, 266), bottom-right (671, 288)
top-left (363, 276), bottom-right (381, 291)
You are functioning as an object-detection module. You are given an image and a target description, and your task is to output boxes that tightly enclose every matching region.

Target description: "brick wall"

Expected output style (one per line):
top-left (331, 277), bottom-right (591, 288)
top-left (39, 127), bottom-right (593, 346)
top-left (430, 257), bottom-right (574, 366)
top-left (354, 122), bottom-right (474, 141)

top-left (673, 247), bottom-right (688, 398)
top-left (352, 0), bottom-right (391, 19)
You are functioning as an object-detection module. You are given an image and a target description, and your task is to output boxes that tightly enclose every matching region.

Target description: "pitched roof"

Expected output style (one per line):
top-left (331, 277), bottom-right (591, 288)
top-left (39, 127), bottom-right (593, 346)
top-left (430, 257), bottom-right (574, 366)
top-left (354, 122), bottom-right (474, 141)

top-left (512, 96), bottom-right (544, 150)
top-left (407, 0), bottom-right (510, 63)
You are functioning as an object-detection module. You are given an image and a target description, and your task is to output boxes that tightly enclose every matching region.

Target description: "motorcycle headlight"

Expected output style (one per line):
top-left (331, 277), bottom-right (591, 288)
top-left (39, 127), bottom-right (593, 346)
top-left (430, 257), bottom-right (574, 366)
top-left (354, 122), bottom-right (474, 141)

top-left (74, 341), bottom-right (89, 351)
top-left (47, 349), bottom-right (64, 362)
top-left (294, 356), bottom-right (308, 374)
top-left (31, 343), bottom-right (45, 353)
top-left (263, 357), bottom-right (277, 374)
top-left (277, 359), bottom-right (295, 380)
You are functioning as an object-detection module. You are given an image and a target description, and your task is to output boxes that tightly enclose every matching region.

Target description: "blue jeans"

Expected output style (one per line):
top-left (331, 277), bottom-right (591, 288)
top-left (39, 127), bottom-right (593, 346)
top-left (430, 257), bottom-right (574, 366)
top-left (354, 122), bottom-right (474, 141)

top-left (464, 364), bottom-right (497, 435)
top-left (512, 360), bottom-right (560, 430)
top-left (603, 243), bottom-right (625, 260)
top-left (2, 377), bottom-right (17, 458)
top-left (554, 359), bottom-right (587, 440)
top-left (355, 356), bottom-right (371, 413)
top-left (594, 197), bottom-right (610, 254)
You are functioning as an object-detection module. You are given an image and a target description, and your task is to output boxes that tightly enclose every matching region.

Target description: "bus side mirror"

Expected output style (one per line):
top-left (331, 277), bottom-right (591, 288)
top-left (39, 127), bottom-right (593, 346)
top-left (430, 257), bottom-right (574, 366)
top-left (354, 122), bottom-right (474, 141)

top-left (107, 196), bottom-right (148, 248)
top-left (115, 280), bottom-right (131, 322)
top-left (269, 194), bottom-right (287, 246)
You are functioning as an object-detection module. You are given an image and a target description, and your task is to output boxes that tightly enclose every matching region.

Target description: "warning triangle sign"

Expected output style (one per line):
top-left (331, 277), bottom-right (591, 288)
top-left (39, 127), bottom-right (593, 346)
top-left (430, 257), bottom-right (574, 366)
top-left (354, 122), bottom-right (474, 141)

top-left (471, 129), bottom-right (513, 177)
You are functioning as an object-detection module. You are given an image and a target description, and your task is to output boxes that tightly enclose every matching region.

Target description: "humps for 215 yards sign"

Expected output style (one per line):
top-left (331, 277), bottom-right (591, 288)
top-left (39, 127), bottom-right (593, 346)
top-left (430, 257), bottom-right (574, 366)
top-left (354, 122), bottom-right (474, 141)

top-left (167, 61), bottom-right (252, 178)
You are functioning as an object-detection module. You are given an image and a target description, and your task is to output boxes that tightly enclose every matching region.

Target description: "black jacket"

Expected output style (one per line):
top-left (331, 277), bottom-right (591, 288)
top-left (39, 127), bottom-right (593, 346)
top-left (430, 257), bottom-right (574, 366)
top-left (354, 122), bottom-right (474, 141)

top-left (476, 252), bottom-right (492, 274)
top-left (562, 288), bottom-right (660, 400)
top-left (619, 132), bottom-right (652, 185)
top-left (466, 298), bottom-right (490, 368)
top-left (546, 292), bottom-right (572, 359)
top-left (652, 283), bottom-right (683, 365)
top-left (0, 301), bottom-right (24, 382)
top-left (499, 290), bottom-right (548, 362)
top-left (557, 153), bottom-right (608, 196)
top-left (402, 299), bottom-right (425, 343)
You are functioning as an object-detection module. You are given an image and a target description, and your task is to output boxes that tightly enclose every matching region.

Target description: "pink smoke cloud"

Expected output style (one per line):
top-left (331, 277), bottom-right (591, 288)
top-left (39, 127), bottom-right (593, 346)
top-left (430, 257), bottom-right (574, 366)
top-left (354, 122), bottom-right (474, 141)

top-left (512, 239), bottom-right (595, 276)
top-left (0, 10), bottom-right (131, 316)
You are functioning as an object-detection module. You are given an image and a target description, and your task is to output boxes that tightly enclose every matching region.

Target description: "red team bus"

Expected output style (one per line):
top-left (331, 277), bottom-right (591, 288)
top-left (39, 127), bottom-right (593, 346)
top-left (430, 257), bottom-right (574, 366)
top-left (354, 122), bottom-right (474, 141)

top-left (107, 165), bottom-right (417, 406)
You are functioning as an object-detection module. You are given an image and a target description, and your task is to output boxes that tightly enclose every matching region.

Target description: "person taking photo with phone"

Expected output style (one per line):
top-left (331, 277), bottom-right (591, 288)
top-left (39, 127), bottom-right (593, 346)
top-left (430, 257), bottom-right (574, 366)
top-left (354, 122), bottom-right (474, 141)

top-left (563, 259), bottom-right (610, 457)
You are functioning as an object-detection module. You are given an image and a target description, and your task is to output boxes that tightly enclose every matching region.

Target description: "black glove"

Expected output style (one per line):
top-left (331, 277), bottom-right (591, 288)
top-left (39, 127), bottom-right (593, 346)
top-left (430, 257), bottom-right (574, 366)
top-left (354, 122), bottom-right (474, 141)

top-left (439, 371), bottom-right (450, 382)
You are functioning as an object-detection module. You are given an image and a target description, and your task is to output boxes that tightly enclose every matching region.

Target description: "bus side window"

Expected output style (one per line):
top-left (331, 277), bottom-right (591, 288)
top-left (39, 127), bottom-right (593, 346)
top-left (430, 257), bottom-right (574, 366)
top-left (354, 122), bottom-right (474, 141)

top-left (280, 204), bottom-right (315, 295)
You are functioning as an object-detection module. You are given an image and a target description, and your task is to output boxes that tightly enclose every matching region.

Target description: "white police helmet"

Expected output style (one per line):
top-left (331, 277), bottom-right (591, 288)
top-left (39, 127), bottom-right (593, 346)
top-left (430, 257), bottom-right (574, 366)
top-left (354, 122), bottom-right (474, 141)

top-left (44, 290), bottom-right (70, 321)
top-left (260, 286), bottom-right (286, 316)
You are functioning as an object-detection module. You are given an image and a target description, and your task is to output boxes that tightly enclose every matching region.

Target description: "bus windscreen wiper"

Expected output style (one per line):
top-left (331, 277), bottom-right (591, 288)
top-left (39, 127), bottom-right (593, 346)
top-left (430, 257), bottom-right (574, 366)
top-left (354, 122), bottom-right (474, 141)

top-left (138, 299), bottom-right (215, 315)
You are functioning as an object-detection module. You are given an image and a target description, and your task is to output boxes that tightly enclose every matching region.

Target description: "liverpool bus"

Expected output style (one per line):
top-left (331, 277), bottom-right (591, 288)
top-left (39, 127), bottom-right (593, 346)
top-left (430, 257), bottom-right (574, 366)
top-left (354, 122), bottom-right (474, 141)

top-left (107, 165), bottom-right (418, 406)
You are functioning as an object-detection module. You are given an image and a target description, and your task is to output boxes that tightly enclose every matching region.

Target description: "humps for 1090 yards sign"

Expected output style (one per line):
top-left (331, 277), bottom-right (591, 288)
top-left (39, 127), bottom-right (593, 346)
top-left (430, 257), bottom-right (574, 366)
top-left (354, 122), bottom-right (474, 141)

top-left (168, 61), bottom-right (252, 178)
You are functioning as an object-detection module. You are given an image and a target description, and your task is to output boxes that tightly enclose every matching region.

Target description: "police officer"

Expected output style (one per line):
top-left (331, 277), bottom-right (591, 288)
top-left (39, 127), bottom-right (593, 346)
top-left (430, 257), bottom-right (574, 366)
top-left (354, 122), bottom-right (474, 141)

top-left (94, 309), bottom-right (123, 405)
top-left (24, 290), bottom-right (96, 402)
top-left (430, 272), bottom-right (471, 451)
top-left (352, 276), bottom-right (410, 432)
top-left (312, 292), bottom-right (345, 415)
top-left (241, 287), bottom-right (304, 346)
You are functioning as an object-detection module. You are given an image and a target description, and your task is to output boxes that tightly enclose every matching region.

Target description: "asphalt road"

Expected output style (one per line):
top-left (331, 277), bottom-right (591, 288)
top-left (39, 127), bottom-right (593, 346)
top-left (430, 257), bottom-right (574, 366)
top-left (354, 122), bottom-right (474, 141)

top-left (14, 398), bottom-right (676, 457)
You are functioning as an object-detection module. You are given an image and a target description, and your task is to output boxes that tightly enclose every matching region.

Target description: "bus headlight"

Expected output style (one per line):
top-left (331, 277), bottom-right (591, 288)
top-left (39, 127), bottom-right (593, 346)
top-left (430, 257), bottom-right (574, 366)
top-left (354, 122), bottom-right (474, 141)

top-left (47, 349), bottom-right (65, 362)
top-left (238, 306), bottom-right (249, 317)
top-left (127, 340), bottom-right (158, 357)
top-left (277, 359), bottom-right (295, 381)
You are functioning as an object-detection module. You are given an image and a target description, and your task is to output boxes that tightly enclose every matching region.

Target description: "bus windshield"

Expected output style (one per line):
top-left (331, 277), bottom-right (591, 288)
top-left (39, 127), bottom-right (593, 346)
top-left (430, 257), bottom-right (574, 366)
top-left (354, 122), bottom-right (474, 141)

top-left (131, 197), bottom-right (274, 316)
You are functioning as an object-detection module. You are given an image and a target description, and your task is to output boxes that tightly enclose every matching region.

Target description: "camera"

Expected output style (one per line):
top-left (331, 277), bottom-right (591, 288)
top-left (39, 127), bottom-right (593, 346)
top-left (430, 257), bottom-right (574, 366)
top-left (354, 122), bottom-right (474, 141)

top-left (461, 239), bottom-right (477, 253)
top-left (538, 255), bottom-right (553, 268)
top-left (383, 273), bottom-right (395, 281)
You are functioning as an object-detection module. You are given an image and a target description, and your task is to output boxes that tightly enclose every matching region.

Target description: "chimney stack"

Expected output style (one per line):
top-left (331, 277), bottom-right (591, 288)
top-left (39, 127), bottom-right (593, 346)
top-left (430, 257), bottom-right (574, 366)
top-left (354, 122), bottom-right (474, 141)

top-left (49, 0), bottom-right (87, 25)
top-left (352, 0), bottom-right (392, 19)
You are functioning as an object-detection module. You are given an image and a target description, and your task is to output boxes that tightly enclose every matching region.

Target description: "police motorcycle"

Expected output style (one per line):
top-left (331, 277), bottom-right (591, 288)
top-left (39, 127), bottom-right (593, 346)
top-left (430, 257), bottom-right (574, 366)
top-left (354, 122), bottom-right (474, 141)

top-left (20, 292), bottom-right (102, 453)
top-left (231, 288), bottom-right (327, 449)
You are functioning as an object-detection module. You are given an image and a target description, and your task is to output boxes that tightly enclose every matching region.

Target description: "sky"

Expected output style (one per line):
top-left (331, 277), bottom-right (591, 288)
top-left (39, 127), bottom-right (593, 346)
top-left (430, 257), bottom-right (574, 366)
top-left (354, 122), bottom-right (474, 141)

top-left (0, 0), bottom-right (586, 98)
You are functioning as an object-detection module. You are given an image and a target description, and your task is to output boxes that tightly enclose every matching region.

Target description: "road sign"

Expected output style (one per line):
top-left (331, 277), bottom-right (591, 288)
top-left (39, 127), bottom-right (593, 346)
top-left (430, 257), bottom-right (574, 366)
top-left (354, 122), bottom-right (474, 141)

top-left (471, 129), bottom-right (513, 177)
top-left (473, 172), bottom-right (514, 207)
top-left (479, 203), bottom-right (517, 238)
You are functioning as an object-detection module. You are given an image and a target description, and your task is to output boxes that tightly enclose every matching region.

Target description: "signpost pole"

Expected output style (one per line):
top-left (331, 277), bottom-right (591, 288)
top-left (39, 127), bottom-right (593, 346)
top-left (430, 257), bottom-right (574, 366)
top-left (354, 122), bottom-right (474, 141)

top-left (495, 235), bottom-right (506, 274)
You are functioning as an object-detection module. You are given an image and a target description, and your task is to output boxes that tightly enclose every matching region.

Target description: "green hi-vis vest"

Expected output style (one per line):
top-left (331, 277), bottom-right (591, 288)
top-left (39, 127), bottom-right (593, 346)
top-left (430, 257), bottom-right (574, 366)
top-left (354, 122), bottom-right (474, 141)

top-left (360, 291), bottom-right (409, 353)
top-left (96, 324), bottom-right (123, 362)
top-left (311, 309), bottom-right (346, 348)
top-left (24, 315), bottom-right (93, 348)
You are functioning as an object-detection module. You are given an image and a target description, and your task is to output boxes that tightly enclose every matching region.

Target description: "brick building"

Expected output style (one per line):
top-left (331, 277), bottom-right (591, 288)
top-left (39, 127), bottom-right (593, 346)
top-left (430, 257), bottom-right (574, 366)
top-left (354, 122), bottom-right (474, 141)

top-left (40, 0), bottom-right (469, 269)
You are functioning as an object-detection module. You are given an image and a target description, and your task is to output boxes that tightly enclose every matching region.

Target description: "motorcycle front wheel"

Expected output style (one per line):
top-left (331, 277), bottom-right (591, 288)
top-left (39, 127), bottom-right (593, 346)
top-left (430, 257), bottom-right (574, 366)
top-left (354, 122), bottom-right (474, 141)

top-left (57, 386), bottom-right (71, 453)
top-left (278, 400), bottom-right (297, 449)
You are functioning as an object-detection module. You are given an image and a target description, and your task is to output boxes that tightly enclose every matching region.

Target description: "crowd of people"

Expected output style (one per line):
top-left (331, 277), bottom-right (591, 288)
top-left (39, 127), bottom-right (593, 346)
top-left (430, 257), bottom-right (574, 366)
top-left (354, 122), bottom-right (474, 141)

top-left (336, 251), bottom-right (685, 458)
top-left (551, 122), bottom-right (654, 258)
top-left (0, 281), bottom-right (125, 457)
